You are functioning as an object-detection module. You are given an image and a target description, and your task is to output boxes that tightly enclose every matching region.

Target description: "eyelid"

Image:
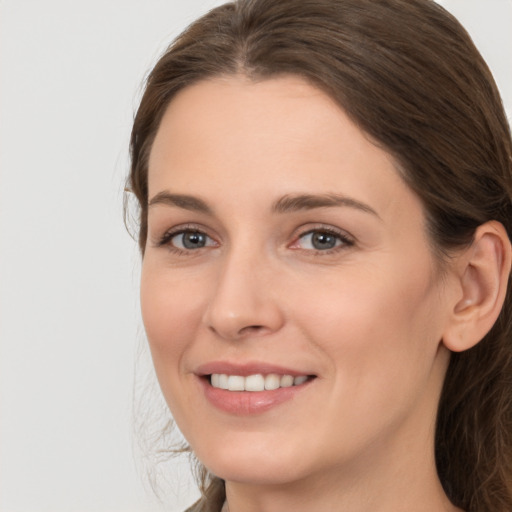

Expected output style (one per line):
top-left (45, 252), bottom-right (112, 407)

top-left (289, 225), bottom-right (355, 252)
top-left (154, 223), bottom-right (218, 249)
top-left (151, 222), bottom-right (355, 255)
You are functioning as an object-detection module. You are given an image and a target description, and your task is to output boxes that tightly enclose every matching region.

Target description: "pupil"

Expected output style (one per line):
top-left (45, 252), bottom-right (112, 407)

top-left (312, 232), bottom-right (336, 250)
top-left (183, 232), bottom-right (206, 249)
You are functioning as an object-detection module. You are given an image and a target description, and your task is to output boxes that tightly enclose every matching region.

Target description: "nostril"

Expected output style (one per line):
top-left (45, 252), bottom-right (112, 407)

top-left (207, 323), bottom-right (267, 340)
top-left (239, 325), bottom-right (265, 335)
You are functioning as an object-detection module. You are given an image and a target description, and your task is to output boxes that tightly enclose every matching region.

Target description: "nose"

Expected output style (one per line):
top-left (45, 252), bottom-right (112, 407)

top-left (202, 249), bottom-right (285, 341)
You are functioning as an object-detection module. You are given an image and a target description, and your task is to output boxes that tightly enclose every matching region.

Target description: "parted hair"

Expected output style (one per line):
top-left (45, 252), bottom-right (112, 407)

top-left (128, 1), bottom-right (512, 510)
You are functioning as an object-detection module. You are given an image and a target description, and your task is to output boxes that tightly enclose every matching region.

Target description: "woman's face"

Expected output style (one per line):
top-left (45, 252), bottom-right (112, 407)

top-left (141, 75), bottom-right (455, 486)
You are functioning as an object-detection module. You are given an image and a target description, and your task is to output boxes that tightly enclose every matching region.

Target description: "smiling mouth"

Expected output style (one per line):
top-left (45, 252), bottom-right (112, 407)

top-left (209, 373), bottom-right (314, 392)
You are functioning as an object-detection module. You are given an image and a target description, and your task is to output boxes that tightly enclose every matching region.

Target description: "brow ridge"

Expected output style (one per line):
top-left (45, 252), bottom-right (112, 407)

top-left (272, 193), bottom-right (379, 218)
top-left (148, 191), bottom-right (379, 219)
top-left (148, 192), bottom-right (212, 214)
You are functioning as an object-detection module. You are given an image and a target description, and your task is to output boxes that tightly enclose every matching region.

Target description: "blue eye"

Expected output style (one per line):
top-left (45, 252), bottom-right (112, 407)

top-left (167, 230), bottom-right (215, 250)
top-left (296, 230), bottom-right (352, 251)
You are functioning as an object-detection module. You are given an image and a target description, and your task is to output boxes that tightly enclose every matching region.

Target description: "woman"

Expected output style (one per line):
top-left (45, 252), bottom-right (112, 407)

top-left (127, 0), bottom-right (512, 510)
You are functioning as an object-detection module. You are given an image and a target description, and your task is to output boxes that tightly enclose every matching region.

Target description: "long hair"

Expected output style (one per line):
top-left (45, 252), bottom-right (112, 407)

top-left (128, 1), bottom-right (512, 510)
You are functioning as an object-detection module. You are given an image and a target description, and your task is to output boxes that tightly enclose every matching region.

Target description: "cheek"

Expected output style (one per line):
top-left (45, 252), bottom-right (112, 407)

top-left (139, 262), bottom-right (214, 433)
top-left (292, 259), bottom-right (445, 406)
top-left (140, 262), bottom-right (206, 375)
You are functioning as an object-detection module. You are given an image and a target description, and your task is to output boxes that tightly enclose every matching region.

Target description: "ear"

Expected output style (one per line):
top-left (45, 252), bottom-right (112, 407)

top-left (443, 221), bottom-right (511, 352)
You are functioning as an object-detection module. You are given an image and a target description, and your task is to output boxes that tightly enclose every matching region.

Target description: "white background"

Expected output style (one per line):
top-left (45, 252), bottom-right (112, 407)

top-left (1, 1), bottom-right (511, 511)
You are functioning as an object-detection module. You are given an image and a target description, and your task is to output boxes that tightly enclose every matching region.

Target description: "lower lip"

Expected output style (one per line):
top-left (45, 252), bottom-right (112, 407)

top-left (201, 377), bottom-right (312, 415)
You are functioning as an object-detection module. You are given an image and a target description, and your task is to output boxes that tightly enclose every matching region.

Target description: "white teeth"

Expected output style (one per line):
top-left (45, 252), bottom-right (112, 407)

top-left (280, 375), bottom-right (294, 387)
top-left (218, 374), bottom-right (229, 390)
top-left (245, 374), bottom-right (265, 391)
top-left (264, 373), bottom-right (280, 390)
top-left (227, 375), bottom-right (245, 391)
top-left (210, 373), bottom-right (310, 391)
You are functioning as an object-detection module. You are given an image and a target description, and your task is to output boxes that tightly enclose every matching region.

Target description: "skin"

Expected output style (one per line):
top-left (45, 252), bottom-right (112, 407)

top-left (141, 75), bottom-right (465, 512)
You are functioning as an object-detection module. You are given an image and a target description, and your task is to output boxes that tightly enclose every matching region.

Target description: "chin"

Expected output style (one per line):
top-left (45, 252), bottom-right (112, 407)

top-left (208, 459), bottom-right (304, 486)
top-left (193, 435), bottom-right (311, 486)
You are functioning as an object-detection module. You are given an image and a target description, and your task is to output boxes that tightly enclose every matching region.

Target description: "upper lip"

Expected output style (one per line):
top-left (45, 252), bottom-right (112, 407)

top-left (195, 361), bottom-right (315, 377)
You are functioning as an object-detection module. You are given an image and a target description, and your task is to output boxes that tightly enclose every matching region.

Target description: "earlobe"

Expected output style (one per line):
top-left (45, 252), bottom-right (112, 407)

top-left (443, 221), bottom-right (512, 353)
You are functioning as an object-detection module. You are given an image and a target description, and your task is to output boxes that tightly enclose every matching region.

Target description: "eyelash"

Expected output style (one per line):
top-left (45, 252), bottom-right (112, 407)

top-left (290, 226), bottom-right (355, 255)
top-left (156, 224), bottom-right (215, 254)
top-left (156, 225), bottom-right (355, 256)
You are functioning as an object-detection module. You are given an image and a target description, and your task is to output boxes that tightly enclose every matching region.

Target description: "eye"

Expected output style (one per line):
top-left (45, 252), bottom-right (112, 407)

top-left (158, 228), bottom-right (217, 251)
top-left (293, 229), bottom-right (354, 252)
top-left (172, 230), bottom-right (215, 250)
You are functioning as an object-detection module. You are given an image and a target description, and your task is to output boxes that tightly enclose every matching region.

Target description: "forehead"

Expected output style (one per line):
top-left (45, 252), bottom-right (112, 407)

top-left (147, 75), bottom-right (420, 224)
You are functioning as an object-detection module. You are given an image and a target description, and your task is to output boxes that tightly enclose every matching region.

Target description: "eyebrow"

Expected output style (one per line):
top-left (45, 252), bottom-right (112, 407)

top-left (148, 192), bottom-right (212, 214)
top-left (272, 193), bottom-right (380, 218)
top-left (147, 191), bottom-right (380, 219)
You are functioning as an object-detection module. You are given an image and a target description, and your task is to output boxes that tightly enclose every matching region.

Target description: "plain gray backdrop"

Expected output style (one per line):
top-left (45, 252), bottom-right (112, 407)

top-left (1, 1), bottom-right (511, 511)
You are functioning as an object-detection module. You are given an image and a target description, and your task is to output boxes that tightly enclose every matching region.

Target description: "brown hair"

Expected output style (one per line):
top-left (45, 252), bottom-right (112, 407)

top-left (128, 0), bottom-right (512, 510)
